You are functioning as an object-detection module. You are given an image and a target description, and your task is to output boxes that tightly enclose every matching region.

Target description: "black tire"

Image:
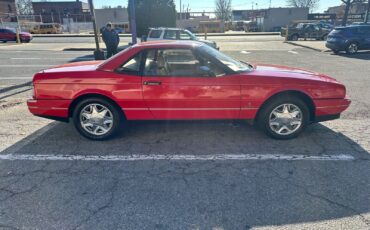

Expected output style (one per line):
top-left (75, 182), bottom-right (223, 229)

top-left (332, 50), bottom-right (340, 54)
top-left (291, 34), bottom-right (299, 41)
top-left (322, 34), bottom-right (328, 41)
top-left (257, 96), bottom-right (309, 140)
top-left (346, 42), bottom-right (358, 55)
top-left (72, 98), bottom-right (123, 140)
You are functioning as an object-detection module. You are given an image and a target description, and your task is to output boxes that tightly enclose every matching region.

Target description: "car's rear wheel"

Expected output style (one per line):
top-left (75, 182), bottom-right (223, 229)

top-left (257, 97), bottom-right (309, 140)
top-left (346, 42), bottom-right (358, 54)
top-left (332, 49), bottom-right (340, 54)
top-left (322, 34), bottom-right (328, 41)
top-left (290, 34), bottom-right (299, 41)
top-left (72, 98), bottom-right (123, 140)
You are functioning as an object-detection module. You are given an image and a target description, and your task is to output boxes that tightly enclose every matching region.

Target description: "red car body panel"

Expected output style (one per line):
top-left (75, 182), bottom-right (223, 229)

top-left (27, 41), bottom-right (350, 122)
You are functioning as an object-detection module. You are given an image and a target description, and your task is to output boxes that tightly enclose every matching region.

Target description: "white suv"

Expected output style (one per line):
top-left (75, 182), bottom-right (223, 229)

top-left (146, 27), bottom-right (218, 49)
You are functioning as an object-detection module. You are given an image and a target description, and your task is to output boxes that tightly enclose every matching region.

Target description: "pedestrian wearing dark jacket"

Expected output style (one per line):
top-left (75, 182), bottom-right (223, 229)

top-left (101, 23), bottom-right (120, 58)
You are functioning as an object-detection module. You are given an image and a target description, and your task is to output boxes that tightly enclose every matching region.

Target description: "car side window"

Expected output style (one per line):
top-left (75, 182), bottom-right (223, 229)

top-left (164, 30), bottom-right (177, 40)
top-left (117, 52), bottom-right (143, 75)
top-left (143, 48), bottom-right (226, 77)
top-left (149, 30), bottom-right (161, 38)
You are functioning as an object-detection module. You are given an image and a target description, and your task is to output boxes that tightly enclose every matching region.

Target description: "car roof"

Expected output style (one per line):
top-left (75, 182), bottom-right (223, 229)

top-left (134, 40), bottom-right (203, 49)
top-left (149, 27), bottom-right (184, 31)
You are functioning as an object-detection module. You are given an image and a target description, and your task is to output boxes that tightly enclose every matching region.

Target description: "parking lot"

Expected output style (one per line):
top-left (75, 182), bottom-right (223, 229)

top-left (1, 35), bottom-right (370, 229)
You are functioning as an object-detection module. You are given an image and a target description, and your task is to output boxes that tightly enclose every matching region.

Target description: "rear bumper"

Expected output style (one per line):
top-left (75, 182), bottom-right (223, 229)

top-left (314, 97), bottom-right (351, 120)
top-left (27, 99), bottom-right (71, 120)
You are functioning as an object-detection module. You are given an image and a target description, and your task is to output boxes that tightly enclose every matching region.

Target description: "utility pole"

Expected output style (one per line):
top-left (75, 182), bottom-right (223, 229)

top-left (269, 0), bottom-right (272, 8)
top-left (365, 0), bottom-right (370, 23)
top-left (252, 1), bottom-right (254, 10)
top-left (180, 0), bottom-right (182, 20)
top-left (129, 0), bottom-right (137, 44)
top-left (87, 0), bottom-right (104, 60)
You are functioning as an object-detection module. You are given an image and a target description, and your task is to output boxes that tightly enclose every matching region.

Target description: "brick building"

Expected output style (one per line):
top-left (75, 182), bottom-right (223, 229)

top-left (0, 0), bottom-right (17, 22)
top-left (32, 0), bottom-right (91, 23)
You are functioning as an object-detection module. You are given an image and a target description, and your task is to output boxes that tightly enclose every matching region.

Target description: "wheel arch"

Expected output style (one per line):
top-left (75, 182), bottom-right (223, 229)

top-left (68, 93), bottom-right (125, 118)
top-left (255, 90), bottom-right (315, 122)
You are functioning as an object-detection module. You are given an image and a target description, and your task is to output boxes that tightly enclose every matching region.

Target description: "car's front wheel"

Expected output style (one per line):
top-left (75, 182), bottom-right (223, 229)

top-left (258, 97), bottom-right (309, 140)
top-left (72, 98), bottom-right (123, 140)
top-left (346, 42), bottom-right (358, 54)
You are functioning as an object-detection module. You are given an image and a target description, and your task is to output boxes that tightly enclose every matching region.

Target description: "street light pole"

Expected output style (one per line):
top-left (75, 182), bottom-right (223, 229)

top-left (129, 0), bottom-right (137, 44)
top-left (87, 0), bottom-right (104, 59)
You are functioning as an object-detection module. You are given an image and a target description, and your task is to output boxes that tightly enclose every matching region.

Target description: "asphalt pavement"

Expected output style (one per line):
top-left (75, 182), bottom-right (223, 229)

top-left (0, 36), bottom-right (370, 229)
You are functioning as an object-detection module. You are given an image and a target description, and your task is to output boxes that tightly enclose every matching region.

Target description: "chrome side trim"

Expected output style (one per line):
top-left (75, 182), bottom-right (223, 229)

top-left (316, 105), bottom-right (349, 109)
top-left (122, 108), bottom-right (259, 111)
top-left (28, 106), bottom-right (67, 110)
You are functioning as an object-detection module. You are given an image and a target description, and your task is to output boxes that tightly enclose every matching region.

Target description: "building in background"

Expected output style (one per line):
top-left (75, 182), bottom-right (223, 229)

top-left (32, 0), bottom-right (90, 24)
top-left (95, 7), bottom-right (128, 29)
top-left (0, 0), bottom-right (17, 22)
top-left (232, 7), bottom-right (309, 32)
top-left (326, 2), bottom-right (368, 23)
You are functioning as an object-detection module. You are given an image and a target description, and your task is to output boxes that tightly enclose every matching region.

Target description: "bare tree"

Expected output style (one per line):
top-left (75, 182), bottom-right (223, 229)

top-left (341, 0), bottom-right (367, 26)
top-left (286, 0), bottom-right (320, 12)
top-left (365, 0), bottom-right (370, 23)
top-left (16, 0), bottom-right (33, 15)
top-left (215, 0), bottom-right (232, 22)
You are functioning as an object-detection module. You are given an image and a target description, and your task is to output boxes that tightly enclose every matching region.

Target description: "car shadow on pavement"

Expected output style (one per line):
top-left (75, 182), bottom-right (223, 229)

top-left (1, 120), bottom-right (370, 229)
top-left (334, 51), bottom-right (370, 60)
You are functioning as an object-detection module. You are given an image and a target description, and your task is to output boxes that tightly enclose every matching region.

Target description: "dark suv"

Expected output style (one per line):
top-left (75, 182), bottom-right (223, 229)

top-left (326, 25), bottom-right (370, 54)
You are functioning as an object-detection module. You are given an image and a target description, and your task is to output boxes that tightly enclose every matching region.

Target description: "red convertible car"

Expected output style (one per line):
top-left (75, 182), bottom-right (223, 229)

top-left (27, 41), bottom-right (350, 140)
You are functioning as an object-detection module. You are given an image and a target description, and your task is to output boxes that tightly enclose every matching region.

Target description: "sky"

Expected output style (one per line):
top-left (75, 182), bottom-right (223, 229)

top-left (56, 0), bottom-right (344, 13)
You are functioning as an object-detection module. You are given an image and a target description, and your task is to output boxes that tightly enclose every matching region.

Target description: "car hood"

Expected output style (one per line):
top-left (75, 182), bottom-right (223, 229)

top-left (197, 38), bottom-right (217, 47)
top-left (250, 64), bottom-right (340, 83)
top-left (42, 60), bottom-right (104, 73)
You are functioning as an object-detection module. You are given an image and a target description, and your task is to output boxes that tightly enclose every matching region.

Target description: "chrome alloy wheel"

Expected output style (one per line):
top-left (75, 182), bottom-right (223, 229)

top-left (348, 43), bottom-right (358, 54)
top-left (269, 104), bottom-right (303, 136)
top-left (80, 103), bottom-right (113, 136)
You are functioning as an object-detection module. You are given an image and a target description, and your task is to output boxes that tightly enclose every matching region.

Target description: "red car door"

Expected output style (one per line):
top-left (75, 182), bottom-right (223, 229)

top-left (141, 48), bottom-right (241, 119)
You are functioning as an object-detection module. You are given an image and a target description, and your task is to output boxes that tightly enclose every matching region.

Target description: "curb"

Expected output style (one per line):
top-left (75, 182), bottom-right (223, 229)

top-left (284, 41), bottom-right (329, 52)
top-left (0, 82), bottom-right (32, 94)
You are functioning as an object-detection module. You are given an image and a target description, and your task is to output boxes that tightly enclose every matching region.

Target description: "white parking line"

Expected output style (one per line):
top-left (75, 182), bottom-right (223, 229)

top-left (11, 57), bottom-right (41, 60)
top-left (0, 154), bottom-right (355, 162)
top-left (288, 50), bottom-right (299, 54)
top-left (241, 51), bottom-right (251, 54)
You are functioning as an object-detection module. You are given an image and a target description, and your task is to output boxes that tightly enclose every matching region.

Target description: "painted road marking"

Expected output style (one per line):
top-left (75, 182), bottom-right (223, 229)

top-left (0, 154), bottom-right (355, 162)
top-left (241, 51), bottom-right (251, 54)
top-left (288, 50), bottom-right (299, 54)
top-left (11, 57), bottom-right (41, 60)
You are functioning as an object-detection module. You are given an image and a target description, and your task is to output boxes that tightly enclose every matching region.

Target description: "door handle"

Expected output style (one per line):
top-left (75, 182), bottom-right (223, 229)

top-left (143, 81), bottom-right (162, 86)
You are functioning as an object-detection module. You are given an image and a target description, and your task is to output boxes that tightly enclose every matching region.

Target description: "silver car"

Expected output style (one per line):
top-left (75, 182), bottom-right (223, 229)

top-left (146, 27), bottom-right (219, 49)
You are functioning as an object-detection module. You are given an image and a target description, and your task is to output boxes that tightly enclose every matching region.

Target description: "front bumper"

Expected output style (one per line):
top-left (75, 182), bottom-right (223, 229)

top-left (314, 96), bottom-right (351, 119)
top-left (325, 41), bottom-right (346, 51)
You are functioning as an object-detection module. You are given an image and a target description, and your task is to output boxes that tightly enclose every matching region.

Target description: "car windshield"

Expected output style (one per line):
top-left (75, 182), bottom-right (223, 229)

top-left (198, 45), bottom-right (252, 72)
top-left (184, 30), bottom-right (198, 40)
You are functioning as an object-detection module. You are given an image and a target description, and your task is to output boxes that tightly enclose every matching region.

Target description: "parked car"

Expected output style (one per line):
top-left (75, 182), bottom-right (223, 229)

top-left (29, 23), bottom-right (62, 34)
top-left (0, 28), bottom-right (33, 43)
top-left (326, 25), bottom-right (370, 54)
top-left (281, 23), bottom-right (331, 41)
top-left (27, 41), bottom-right (350, 140)
top-left (147, 27), bottom-right (219, 49)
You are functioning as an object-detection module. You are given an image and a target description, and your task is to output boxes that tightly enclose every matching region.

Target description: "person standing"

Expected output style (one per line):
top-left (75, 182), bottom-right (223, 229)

top-left (101, 22), bottom-right (120, 58)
